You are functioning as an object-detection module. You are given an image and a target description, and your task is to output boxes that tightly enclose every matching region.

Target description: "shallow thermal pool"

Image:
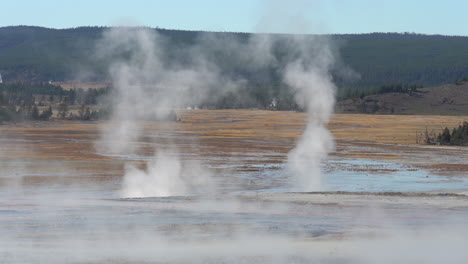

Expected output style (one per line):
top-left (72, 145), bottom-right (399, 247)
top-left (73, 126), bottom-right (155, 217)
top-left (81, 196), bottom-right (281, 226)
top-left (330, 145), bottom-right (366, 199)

top-left (102, 150), bottom-right (468, 195)
top-left (2, 136), bottom-right (468, 263)
top-left (203, 156), bottom-right (468, 194)
top-left (324, 157), bottom-right (468, 192)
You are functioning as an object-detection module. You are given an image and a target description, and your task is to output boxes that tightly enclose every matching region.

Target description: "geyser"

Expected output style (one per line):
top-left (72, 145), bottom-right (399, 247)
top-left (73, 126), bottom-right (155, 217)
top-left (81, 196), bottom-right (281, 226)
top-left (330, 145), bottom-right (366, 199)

top-left (96, 26), bottom-right (339, 197)
top-left (95, 27), bottom-right (244, 197)
top-left (283, 39), bottom-right (336, 191)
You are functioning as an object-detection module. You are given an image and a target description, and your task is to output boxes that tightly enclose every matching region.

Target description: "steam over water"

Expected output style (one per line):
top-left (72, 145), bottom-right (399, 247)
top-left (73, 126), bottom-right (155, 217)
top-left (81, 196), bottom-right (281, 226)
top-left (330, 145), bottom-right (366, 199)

top-left (2, 2), bottom-right (468, 264)
top-left (95, 26), bottom-right (338, 196)
top-left (284, 39), bottom-right (336, 191)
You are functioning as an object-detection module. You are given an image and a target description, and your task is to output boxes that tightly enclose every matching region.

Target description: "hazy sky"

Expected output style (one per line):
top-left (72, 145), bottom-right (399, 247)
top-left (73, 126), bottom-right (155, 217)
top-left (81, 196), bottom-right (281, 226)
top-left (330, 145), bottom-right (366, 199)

top-left (1, 0), bottom-right (467, 35)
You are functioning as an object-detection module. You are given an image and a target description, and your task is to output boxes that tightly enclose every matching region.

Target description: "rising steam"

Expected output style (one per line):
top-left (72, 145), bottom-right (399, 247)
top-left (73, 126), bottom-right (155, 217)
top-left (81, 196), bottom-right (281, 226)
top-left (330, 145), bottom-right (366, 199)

top-left (96, 27), bottom-right (246, 197)
top-left (283, 37), bottom-right (336, 191)
top-left (122, 150), bottom-right (215, 197)
top-left (95, 27), bottom-right (242, 154)
top-left (96, 25), bottom-right (338, 196)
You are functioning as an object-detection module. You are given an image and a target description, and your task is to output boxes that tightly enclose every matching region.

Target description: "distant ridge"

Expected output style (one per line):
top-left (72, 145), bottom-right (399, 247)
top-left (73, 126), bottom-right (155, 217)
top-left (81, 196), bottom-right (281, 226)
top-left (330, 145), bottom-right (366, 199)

top-left (2, 26), bottom-right (468, 91)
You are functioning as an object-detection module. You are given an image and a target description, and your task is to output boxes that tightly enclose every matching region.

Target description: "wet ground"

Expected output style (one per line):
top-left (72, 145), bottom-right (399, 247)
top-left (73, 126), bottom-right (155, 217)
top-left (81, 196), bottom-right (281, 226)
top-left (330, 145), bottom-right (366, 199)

top-left (1, 111), bottom-right (468, 263)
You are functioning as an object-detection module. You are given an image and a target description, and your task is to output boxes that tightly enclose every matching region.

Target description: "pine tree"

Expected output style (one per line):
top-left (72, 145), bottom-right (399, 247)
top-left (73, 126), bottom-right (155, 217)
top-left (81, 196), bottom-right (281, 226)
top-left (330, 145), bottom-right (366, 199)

top-left (84, 107), bottom-right (91, 120)
top-left (57, 101), bottom-right (68, 119)
top-left (438, 127), bottom-right (451, 144)
top-left (39, 105), bottom-right (53, 120)
top-left (31, 105), bottom-right (39, 120)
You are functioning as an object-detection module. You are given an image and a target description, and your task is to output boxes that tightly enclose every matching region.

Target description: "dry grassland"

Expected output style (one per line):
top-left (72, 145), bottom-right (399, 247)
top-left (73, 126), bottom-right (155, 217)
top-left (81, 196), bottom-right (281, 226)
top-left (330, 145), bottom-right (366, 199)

top-left (177, 110), bottom-right (468, 145)
top-left (1, 110), bottom-right (467, 159)
top-left (1, 110), bottom-right (467, 182)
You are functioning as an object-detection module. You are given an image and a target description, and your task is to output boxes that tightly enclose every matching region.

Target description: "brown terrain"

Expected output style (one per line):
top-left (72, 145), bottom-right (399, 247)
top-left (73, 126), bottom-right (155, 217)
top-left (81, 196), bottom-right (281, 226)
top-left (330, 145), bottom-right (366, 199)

top-left (337, 82), bottom-right (468, 115)
top-left (1, 110), bottom-right (467, 188)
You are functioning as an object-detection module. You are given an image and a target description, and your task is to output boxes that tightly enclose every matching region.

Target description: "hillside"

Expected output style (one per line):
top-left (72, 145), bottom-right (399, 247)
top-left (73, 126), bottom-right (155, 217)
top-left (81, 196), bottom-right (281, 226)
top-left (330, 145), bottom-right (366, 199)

top-left (2, 26), bottom-right (468, 91)
top-left (336, 82), bottom-right (468, 115)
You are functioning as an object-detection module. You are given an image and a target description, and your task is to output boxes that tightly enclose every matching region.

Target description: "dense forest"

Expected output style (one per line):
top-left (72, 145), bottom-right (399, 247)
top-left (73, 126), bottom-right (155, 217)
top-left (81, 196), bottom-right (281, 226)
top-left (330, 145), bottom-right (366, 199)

top-left (0, 79), bottom-right (432, 122)
top-left (0, 81), bottom-right (297, 122)
top-left (2, 26), bottom-right (468, 91)
top-left (2, 26), bottom-right (468, 122)
top-left (0, 82), bottom-right (109, 121)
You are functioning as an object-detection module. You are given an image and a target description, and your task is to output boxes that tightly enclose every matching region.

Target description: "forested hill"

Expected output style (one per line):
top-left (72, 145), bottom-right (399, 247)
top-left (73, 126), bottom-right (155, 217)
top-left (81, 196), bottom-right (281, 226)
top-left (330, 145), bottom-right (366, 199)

top-left (2, 26), bottom-right (468, 90)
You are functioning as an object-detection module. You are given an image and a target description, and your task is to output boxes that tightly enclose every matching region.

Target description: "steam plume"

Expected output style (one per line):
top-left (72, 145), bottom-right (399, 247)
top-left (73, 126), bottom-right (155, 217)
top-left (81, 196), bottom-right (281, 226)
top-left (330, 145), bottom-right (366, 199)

top-left (284, 36), bottom-right (336, 191)
top-left (96, 25), bottom-right (338, 196)
top-left (96, 27), bottom-right (246, 197)
top-left (254, 0), bottom-right (338, 191)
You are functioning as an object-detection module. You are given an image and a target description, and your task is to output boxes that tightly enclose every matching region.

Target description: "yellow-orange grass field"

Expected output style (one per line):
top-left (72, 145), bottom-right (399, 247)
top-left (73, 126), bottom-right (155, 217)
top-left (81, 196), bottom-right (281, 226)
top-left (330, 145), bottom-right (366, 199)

top-left (1, 110), bottom-right (467, 183)
top-left (178, 110), bottom-right (468, 145)
top-left (2, 110), bottom-right (468, 159)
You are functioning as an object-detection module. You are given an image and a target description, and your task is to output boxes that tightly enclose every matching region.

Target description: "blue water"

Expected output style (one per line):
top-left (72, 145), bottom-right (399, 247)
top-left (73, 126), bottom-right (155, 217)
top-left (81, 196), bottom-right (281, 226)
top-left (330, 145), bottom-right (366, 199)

top-left (323, 158), bottom-right (468, 192)
top-left (231, 157), bottom-right (468, 193)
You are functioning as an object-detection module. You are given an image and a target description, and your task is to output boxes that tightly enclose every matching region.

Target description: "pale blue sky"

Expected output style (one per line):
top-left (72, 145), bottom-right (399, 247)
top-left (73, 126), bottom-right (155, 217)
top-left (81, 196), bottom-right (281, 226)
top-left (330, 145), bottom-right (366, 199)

top-left (1, 0), bottom-right (467, 35)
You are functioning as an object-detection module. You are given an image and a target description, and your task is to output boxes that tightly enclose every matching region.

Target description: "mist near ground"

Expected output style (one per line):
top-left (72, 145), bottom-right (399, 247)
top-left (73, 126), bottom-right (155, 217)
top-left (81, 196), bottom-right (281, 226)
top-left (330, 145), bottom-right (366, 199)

top-left (94, 18), bottom-right (338, 195)
top-left (2, 1), bottom-right (468, 264)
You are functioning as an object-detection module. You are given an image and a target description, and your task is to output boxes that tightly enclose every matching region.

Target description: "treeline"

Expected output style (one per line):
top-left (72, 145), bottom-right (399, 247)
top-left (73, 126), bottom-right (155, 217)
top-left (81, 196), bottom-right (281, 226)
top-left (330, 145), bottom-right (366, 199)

top-left (0, 80), bottom-right (430, 122)
top-left (0, 82), bottom-right (109, 105)
top-left (0, 82), bottom-right (58, 121)
top-left (67, 87), bottom-right (110, 105)
top-left (0, 82), bottom-right (110, 122)
top-left (0, 97), bottom-right (108, 122)
top-left (437, 122), bottom-right (468, 146)
top-left (0, 95), bottom-right (53, 121)
top-left (0, 81), bottom-right (303, 122)
top-left (0, 82), bottom-right (66, 95)
top-left (201, 86), bottom-right (300, 111)
top-left (55, 102), bottom-right (108, 121)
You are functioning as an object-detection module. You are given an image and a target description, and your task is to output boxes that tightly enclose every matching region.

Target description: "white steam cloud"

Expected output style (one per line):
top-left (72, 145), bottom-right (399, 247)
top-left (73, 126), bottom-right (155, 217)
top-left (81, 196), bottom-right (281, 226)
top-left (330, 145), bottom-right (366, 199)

top-left (96, 24), bottom-right (338, 196)
top-left (96, 27), bottom-right (242, 154)
top-left (122, 150), bottom-right (215, 197)
top-left (96, 27), bottom-right (248, 197)
top-left (284, 36), bottom-right (336, 191)
top-left (255, 0), bottom-right (337, 191)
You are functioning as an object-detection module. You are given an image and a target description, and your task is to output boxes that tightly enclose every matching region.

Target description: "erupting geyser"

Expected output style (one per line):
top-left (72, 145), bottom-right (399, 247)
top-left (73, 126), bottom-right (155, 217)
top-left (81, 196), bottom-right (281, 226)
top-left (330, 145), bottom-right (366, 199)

top-left (96, 26), bottom-right (338, 197)
top-left (95, 27), bottom-right (241, 197)
top-left (284, 40), bottom-right (336, 191)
